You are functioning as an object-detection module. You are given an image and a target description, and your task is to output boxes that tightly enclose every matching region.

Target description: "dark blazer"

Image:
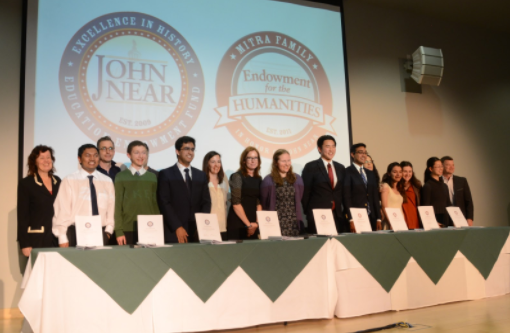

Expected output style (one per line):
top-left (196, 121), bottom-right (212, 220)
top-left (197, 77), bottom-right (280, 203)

top-left (451, 175), bottom-right (474, 220)
top-left (301, 158), bottom-right (346, 234)
top-left (421, 177), bottom-right (452, 225)
top-left (17, 173), bottom-right (61, 249)
top-left (157, 164), bottom-right (211, 243)
top-left (343, 164), bottom-right (382, 230)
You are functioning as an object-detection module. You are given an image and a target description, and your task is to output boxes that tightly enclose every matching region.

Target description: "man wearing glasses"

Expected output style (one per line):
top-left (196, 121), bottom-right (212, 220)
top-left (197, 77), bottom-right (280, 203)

top-left (96, 136), bottom-right (124, 181)
top-left (343, 143), bottom-right (382, 232)
top-left (157, 136), bottom-right (211, 243)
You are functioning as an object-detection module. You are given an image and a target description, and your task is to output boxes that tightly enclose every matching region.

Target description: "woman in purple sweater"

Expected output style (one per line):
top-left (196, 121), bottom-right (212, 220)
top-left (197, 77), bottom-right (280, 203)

top-left (260, 149), bottom-right (305, 236)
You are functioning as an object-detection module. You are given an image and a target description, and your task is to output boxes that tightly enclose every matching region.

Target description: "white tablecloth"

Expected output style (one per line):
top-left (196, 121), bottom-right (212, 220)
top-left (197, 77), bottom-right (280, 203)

top-left (333, 235), bottom-right (510, 318)
top-left (19, 236), bottom-right (510, 331)
top-left (19, 242), bottom-right (336, 333)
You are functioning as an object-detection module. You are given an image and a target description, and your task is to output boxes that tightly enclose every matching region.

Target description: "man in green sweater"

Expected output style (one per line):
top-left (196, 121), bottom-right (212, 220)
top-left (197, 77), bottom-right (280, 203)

top-left (114, 141), bottom-right (159, 245)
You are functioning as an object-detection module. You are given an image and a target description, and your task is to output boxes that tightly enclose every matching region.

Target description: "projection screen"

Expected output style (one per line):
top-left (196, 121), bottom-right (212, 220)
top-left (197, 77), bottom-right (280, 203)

top-left (22, 0), bottom-right (351, 178)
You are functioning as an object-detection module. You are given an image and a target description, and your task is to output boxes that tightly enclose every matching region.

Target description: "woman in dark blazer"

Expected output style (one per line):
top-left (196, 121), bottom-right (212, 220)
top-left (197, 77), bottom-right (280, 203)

top-left (17, 145), bottom-right (61, 257)
top-left (421, 157), bottom-right (451, 227)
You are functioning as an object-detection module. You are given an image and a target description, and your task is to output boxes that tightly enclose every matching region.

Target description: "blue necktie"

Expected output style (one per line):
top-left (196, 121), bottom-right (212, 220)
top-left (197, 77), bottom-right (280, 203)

top-left (360, 168), bottom-right (371, 216)
top-left (135, 171), bottom-right (140, 176)
top-left (184, 168), bottom-right (192, 193)
top-left (87, 175), bottom-right (99, 216)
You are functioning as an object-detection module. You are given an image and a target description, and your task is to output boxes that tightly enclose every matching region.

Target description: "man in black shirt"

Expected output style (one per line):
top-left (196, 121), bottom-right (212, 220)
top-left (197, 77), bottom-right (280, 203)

top-left (96, 136), bottom-right (123, 181)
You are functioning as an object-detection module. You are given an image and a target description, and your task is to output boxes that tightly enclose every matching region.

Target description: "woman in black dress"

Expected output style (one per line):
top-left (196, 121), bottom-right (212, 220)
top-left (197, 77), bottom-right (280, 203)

top-left (226, 147), bottom-right (262, 240)
top-left (421, 157), bottom-right (451, 227)
top-left (17, 145), bottom-right (61, 257)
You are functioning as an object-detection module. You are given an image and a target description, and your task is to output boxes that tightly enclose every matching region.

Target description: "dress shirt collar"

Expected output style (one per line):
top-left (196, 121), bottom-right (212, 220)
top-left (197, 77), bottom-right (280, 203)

top-left (129, 165), bottom-right (146, 176)
top-left (442, 174), bottom-right (453, 182)
top-left (352, 162), bottom-right (363, 173)
top-left (79, 168), bottom-right (100, 179)
top-left (177, 162), bottom-right (192, 179)
top-left (321, 158), bottom-right (333, 170)
top-left (177, 162), bottom-right (191, 172)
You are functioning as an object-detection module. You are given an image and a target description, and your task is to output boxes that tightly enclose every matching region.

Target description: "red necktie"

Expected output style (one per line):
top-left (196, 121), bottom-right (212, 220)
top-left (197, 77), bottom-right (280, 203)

top-left (328, 163), bottom-right (335, 210)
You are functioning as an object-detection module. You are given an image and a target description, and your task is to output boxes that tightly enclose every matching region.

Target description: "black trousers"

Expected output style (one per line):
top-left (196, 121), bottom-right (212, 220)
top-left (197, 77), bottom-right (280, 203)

top-left (66, 225), bottom-right (110, 246)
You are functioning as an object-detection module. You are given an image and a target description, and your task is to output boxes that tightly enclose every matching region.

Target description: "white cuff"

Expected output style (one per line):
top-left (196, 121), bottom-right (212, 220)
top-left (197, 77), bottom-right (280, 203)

top-left (58, 234), bottom-right (69, 244)
top-left (105, 224), bottom-right (114, 235)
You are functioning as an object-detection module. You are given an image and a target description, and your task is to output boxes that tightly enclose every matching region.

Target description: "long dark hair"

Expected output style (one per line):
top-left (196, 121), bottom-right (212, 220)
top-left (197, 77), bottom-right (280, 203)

top-left (202, 151), bottom-right (225, 184)
top-left (424, 157), bottom-right (441, 183)
top-left (400, 161), bottom-right (422, 203)
top-left (270, 149), bottom-right (296, 186)
top-left (381, 162), bottom-right (405, 197)
top-left (366, 154), bottom-right (380, 184)
top-left (27, 145), bottom-right (56, 176)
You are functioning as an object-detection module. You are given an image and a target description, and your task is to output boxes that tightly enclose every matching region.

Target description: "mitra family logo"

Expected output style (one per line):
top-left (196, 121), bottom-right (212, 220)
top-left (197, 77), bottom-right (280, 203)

top-left (59, 12), bottom-right (204, 153)
top-left (215, 32), bottom-right (335, 158)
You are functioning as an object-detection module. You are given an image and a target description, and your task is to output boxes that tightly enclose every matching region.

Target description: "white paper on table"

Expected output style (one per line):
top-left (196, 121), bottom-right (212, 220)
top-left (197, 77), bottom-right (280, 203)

top-left (195, 213), bottom-right (222, 242)
top-left (137, 215), bottom-right (165, 246)
top-left (257, 211), bottom-right (282, 240)
top-left (75, 215), bottom-right (103, 247)
top-left (350, 208), bottom-right (373, 234)
top-left (418, 206), bottom-right (440, 230)
top-left (385, 208), bottom-right (409, 231)
top-left (446, 207), bottom-right (469, 227)
top-left (312, 209), bottom-right (338, 236)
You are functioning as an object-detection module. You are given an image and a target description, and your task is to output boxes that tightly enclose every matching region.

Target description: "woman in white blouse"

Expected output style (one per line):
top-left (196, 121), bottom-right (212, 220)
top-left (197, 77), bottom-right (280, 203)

top-left (202, 151), bottom-right (230, 240)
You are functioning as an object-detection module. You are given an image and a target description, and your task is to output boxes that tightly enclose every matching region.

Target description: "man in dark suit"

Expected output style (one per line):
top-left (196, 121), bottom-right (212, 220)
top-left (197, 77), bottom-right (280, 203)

top-left (343, 143), bottom-right (381, 232)
top-left (157, 136), bottom-right (211, 243)
top-left (441, 156), bottom-right (474, 226)
top-left (302, 135), bottom-right (346, 234)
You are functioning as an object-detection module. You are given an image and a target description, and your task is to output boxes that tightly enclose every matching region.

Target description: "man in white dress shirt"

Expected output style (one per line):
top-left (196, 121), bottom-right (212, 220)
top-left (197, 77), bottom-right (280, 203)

top-left (53, 144), bottom-right (115, 247)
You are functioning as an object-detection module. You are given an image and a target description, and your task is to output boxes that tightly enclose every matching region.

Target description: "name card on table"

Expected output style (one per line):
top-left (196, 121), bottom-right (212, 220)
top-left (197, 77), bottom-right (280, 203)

top-left (418, 206), bottom-right (440, 230)
top-left (385, 208), bottom-right (409, 231)
top-left (196, 213), bottom-right (222, 242)
top-left (446, 207), bottom-right (469, 227)
top-left (137, 215), bottom-right (165, 246)
top-left (350, 208), bottom-right (373, 234)
top-left (312, 209), bottom-right (338, 236)
top-left (257, 211), bottom-right (282, 240)
top-left (75, 215), bottom-right (104, 247)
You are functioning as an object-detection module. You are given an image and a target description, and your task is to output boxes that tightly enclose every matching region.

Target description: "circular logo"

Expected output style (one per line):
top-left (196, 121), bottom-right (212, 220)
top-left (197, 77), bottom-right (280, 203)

top-left (454, 211), bottom-right (458, 215)
top-left (147, 221), bottom-right (154, 227)
top-left (205, 219), bottom-right (210, 225)
top-left (59, 12), bottom-right (204, 153)
top-left (85, 222), bottom-right (92, 228)
top-left (215, 32), bottom-right (334, 158)
top-left (357, 213), bottom-right (362, 218)
top-left (393, 212), bottom-right (397, 218)
top-left (265, 216), bottom-right (271, 222)
top-left (425, 211), bottom-right (429, 216)
top-left (321, 215), bottom-right (326, 220)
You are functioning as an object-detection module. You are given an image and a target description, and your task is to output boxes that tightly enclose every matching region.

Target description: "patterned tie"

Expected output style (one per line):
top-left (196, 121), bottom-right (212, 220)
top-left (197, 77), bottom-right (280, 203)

top-left (327, 163), bottom-right (335, 210)
top-left (359, 167), bottom-right (371, 215)
top-left (184, 168), bottom-right (192, 193)
top-left (135, 171), bottom-right (140, 176)
top-left (87, 175), bottom-right (99, 216)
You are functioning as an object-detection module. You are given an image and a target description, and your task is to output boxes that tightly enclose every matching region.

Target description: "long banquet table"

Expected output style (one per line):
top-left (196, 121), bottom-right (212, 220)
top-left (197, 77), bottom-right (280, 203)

top-left (19, 227), bottom-right (510, 333)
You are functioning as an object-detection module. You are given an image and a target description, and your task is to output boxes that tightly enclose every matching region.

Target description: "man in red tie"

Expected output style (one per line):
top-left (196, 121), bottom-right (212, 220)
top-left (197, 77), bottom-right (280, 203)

top-left (343, 143), bottom-right (382, 232)
top-left (302, 135), bottom-right (346, 234)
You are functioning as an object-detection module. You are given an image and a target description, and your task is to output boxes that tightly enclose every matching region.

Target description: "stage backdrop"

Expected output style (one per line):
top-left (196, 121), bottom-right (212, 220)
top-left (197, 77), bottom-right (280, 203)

top-left (22, 0), bottom-right (351, 177)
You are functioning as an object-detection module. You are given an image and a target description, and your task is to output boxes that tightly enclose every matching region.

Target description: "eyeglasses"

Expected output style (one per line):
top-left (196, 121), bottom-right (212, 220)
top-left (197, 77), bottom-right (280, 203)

top-left (180, 147), bottom-right (195, 152)
top-left (246, 157), bottom-right (259, 161)
top-left (99, 147), bottom-right (115, 152)
top-left (364, 160), bottom-right (373, 165)
top-left (356, 151), bottom-right (368, 155)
